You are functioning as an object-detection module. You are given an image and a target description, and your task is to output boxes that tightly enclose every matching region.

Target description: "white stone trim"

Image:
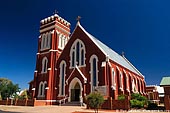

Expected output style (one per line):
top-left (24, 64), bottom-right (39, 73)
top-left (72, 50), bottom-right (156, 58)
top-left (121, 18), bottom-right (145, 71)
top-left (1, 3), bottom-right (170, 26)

top-left (34, 70), bottom-right (38, 73)
top-left (47, 68), bottom-right (51, 70)
top-left (101, 61), bottom-right (106, 67)
top-left (36, 100), bottom-right (57, 102)
top-left (75, 65), bottom-right (87, 83)
top-left (66, 66), bottom-right (87, 84)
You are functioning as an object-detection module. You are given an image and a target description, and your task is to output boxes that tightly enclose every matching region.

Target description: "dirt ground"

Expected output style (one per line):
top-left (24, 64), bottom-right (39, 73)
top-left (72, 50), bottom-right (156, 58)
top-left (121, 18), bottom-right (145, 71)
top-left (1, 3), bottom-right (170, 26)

top-left (0, 105), bottom-right (169, 113)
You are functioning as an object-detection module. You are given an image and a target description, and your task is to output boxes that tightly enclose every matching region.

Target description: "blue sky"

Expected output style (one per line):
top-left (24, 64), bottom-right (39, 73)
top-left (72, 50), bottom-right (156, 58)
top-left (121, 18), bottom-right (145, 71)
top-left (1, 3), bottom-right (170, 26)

top-left (0, 0), bottom-right (170, 89)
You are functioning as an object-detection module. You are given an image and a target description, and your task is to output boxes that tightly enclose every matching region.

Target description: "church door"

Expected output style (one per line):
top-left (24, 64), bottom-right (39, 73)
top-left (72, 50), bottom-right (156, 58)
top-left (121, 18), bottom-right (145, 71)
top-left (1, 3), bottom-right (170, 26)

top-left (71, 82), bottom-right (80, 101)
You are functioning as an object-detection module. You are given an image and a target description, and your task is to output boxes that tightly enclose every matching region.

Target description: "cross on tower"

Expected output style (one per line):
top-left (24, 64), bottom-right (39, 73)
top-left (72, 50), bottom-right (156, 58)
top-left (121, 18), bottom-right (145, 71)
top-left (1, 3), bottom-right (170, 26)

top-left (53, 10), bottom-right (58, 14)
top-left (76, 16), bottom-right (81, 22)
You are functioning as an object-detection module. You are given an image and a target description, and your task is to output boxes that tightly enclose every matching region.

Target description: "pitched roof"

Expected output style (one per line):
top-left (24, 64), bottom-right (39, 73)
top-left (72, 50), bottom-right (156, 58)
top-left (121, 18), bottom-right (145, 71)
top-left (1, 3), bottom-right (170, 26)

top-left (76, 22), bottom-right (143, 76)
top-left (160, 77), bottom-right (170, 86)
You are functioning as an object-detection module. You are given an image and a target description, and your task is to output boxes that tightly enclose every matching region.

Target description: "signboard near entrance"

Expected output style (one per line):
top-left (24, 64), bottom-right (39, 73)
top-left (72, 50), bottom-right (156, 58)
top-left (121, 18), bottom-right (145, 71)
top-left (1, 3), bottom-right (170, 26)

top-left (95, 86), bottom-right (107, 96)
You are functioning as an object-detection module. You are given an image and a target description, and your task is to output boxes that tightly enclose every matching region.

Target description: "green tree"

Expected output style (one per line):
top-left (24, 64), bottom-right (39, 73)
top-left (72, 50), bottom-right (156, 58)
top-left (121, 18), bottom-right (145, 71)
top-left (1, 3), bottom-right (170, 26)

top-left (86, 92), bottom-right (104, 113)
top-left (130, 93), bottom-right (147, 109)
top-left (0, 78), bottom-right (20, 100)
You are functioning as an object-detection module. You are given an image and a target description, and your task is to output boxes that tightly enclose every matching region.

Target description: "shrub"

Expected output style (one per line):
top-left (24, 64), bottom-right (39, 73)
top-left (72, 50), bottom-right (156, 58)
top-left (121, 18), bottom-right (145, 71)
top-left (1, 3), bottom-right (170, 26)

top-left (86, 92), bottom-right (104, 113)
top-left (118, 94), bottom-right (126, 100)
top-left (130, 93), bottom-right (147, 109)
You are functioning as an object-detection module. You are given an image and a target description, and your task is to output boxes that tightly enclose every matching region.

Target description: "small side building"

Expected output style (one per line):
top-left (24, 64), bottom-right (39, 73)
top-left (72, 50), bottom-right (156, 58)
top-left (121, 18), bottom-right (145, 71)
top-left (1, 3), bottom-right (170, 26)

top-left (146, 85), bottom-right (164, 104)
top-left (160, 77), bottom-right (170, 110)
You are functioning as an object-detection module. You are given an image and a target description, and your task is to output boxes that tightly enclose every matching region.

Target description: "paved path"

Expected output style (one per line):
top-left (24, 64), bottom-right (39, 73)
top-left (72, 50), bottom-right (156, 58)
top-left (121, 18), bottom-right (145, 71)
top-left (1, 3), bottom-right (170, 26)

top-left (0, 105), bottom-right (90, 113)
top-left (0, 105), bottom-right (169, 113)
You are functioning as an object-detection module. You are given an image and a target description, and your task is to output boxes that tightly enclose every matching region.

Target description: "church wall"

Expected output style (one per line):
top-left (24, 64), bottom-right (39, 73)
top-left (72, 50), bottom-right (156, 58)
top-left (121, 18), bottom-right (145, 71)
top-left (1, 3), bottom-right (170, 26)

top-left (108, 60), bottom-right (146, 100)
top-left (55, 26), bottom-right (107, 99)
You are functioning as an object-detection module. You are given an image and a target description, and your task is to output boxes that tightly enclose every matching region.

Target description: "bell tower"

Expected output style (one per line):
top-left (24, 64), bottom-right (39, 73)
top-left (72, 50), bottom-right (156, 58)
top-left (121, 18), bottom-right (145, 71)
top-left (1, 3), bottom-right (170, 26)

top-left (32, 13), bottom-right (70, 105)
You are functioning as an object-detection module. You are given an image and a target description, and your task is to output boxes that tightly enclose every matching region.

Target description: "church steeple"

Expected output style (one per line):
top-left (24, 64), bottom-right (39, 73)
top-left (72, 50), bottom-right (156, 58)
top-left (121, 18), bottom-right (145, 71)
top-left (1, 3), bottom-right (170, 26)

top-left (32, 12), bottom-right (71, 102)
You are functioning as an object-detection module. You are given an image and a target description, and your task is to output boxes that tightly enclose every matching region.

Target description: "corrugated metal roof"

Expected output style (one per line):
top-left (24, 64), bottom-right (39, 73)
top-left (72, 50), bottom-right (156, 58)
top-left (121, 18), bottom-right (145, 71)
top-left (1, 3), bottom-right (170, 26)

top-left (160, 77), bottom-right (170, 86)
top-left (77, 23), bottom-right (143, 76)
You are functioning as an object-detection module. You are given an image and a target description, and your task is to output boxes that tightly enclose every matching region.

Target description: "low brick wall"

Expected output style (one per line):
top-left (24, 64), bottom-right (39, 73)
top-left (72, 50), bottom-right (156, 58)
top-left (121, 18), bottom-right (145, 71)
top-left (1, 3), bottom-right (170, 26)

top-left (101, 97), bottom-right (130, 110)
top-left (112, 99), bottom-right (129, 110)
top-left (0, 99), bottom-right (34, 106)
top-left (15, 99), bottom-right (27, 106)
top-left (0, 99), bottom-right (56, 106)
top-left (0, 100), bottom-right (8, 105)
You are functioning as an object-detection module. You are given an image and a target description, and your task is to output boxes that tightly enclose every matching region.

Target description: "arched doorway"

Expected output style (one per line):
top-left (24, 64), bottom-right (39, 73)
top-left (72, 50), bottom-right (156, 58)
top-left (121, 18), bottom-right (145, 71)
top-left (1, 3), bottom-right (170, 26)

top-left (71, 82), bottom-right (80, 101)
top-left (69, 77), bottom-right (83, 102)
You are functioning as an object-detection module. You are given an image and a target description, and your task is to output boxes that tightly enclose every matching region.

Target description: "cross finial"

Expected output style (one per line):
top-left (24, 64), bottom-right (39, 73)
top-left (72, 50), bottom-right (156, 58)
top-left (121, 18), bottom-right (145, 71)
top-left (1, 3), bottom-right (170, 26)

top-left (76, 16), bottom-right (81, 22)
top-left (122, 51), bottom-right (125, 57)
top-left (53, 10), bottom-right (58, 14)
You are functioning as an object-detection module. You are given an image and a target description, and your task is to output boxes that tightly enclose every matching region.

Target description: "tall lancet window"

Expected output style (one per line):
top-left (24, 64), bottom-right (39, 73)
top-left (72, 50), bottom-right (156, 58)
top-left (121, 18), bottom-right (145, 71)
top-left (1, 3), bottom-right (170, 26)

top-left (112, 68), bottom-right (116, 90)
top-left (59, 60), bottom-right (66, 96)
top-left (58, 33), bottom-right (68, 50)
top-left (76, 42), bottom-right (80, 65)
top-left (41, 32), bottom-right (51, 50)
top-left (90, 55), bottom-right (98, 92)
top-left (119, 72), bottom-right (123, 90)
top-left (41, 57), bottom-right (48, 73)
top-left (38, 81), bottom-right (47, 97)
top-left (47, 32), bottom-right (51, 48)
top-left (70, 39), bottom-right (86, 68)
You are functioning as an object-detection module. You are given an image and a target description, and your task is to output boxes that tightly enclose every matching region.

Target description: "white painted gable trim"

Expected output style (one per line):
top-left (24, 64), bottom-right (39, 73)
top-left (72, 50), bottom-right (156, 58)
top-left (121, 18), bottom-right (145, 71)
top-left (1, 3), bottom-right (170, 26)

top-left (76, 22), bottom-right (108, 56)
top-left (66, 65), bottom-right (87, 84)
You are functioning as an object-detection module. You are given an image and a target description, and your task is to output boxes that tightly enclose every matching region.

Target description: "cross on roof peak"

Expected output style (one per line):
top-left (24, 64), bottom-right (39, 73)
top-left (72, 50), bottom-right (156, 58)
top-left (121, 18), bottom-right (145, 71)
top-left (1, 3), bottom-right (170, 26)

top-left (53, 10), bottom-right (58, 14)
top-left (76, 16), bottom-right (81, 22)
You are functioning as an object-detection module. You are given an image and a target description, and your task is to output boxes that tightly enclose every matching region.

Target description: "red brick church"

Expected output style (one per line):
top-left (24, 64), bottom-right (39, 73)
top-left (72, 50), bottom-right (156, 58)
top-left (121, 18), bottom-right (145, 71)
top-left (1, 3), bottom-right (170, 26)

top-left (29, 13), bottom-right (146, 107)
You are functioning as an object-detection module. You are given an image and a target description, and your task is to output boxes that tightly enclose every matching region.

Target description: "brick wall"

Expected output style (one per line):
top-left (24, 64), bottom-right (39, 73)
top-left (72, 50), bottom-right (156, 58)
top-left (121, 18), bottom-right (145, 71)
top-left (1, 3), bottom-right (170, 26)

top-left (101, 97), bottom-right (130, 110)
top-left (164, 95), bottom-right (170, 110)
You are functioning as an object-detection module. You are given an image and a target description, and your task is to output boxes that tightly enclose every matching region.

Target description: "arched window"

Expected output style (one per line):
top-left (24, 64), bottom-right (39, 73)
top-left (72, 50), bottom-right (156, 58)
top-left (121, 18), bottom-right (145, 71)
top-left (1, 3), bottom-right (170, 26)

top-left (119, 72), bottom-right (123, 90)
top-left (47, 32), bottom-right (51, 48)
top-left (70, 39), bottom-right (86, 68)
top-left (81, 49), bottom-right (84, 65)
top-left (76, 42), bottom-right (80, 65)
top-left (41, 34), bottom-right (45, 50)
top-left (72, 51), bottom-right (75, 67)
top-left (42, 57), bottom-right (48, 73)
top-left (38, 81), bottom-right (47, 97)
top-left (41, 32), bottom-right (51, 50)
top-left (58, 34), bottom-right (67, 50)
top-left (38, 81), bottom-right (44, 97)
top-left (132, 78), bottom-right (136, 92)
top-left (112, 68), bottom-right (116, 90)
top-left (90, 55), bottom-right (98, 92)
top-left (126, 75), bottom-right (129, 91)
top-left (59, 61), bottom-right (66, 96)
